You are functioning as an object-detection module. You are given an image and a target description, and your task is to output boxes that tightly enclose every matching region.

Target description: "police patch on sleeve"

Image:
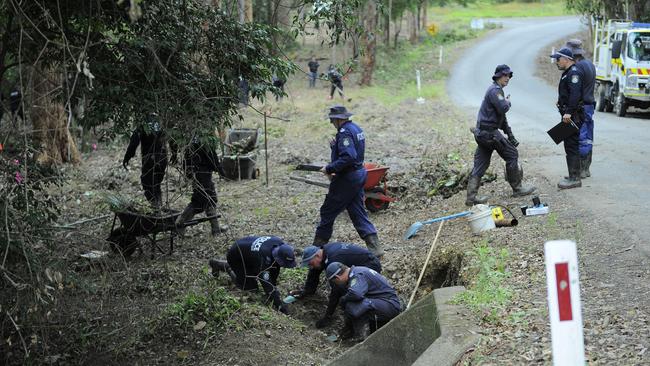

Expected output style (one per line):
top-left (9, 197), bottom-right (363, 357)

top-left (571, 75), bottom-right (579, 84)
top-left (350, 278), bottom-right (357, 287)
top-left (342, 138), bottom-right (350, 147)
top-left (262, 271), bottom-right (270, 281)
top-left (497, 93), bottom-right (504, 100)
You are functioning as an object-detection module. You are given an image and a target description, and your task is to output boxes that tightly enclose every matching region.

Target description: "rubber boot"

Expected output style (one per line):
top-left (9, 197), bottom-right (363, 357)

top-left (363, 233), bottom-right (384, 258)
top-left (558, 155), bottom-right (582, 189)
top-left (175, 204), bottom-right (195, 237)
top-left (312, 236), bottom-right (329, 246)
top-left (206, 206), bottom-right (228, 237)
top-left (506, 166), bottom-right (536, 197)
top-left (465, 175), bottom-right (488, 206)
top-left (580, 151), bottom-right (591, 179)
top-left (208, 259), bottom-right (236, 282)
top-left (339, 316), bottom-right (354, 340)
top-left (351, 317), bottom-right (371, 342)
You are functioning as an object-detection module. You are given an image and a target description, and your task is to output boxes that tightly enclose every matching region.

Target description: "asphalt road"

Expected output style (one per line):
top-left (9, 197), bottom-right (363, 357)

top-left (449, 17), bottom-right (650, 256)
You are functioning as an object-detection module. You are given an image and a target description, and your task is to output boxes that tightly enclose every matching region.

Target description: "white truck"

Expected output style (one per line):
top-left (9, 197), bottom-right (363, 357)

top-left (593, 20), bottom-right (650, 117)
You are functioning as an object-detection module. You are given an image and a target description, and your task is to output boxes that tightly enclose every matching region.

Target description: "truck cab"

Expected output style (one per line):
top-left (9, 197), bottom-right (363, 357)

top-left (594, 20), bottom-right (650, 117)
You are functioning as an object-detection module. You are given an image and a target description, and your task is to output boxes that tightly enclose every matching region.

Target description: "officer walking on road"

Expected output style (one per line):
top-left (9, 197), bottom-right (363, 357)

top-left (326, 262), bottom-right (401, 341)
top-left (290, 243), bottom-right (382, 328)
top-left (465, 64), bottom-right (535, 206)
top-left (208, 236), bottom-right (296, 314)
top-left (122, 113), bottom-right (176, 208)
top-left (565, 39), bottom-right (595, 178)
top-left (314, 106), bottom-right (384, 257)
top-left (551, 47), bottom-right (584, 189)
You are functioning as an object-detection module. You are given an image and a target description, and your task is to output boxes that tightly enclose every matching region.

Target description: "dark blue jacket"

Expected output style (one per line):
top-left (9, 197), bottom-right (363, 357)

top-left (123, 119), bottom-right (173, 164)
top-left (227, 236), bottom-right (286, 308)
top-left (557, 65), bottom-right (584, 116)
top-left (575, 58), bottom-right (596, 105)
top-left (326, 121), bottom-right (365, 175)
top-left (340, 266), bottom-right (400, 311)
top-left (303, 243), bottom-right (380, 295)
top-left (476, 82), bottom-right (512, 135)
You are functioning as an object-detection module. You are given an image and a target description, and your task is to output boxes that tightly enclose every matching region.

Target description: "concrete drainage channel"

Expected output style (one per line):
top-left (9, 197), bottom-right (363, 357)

top-left (327, 286), bottom-right (479, 366)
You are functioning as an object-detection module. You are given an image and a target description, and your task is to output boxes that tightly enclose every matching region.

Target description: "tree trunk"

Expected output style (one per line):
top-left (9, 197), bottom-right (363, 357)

top-left (31, 66), bottom-right (80, 165)
top-left (394, 14), bottom-right (402, 49)
top-left (421, 1), bottom-right (428, 30)
top-left (409, 9), bottom-right (417, 44)
top-left (385, 0), bottom-right (392, 46)
top-left (245, 0), bottom-right (253, 22)
top-left (237, 0), bottom-right (245, 23)
top-left (359, 1), bottom-right (377, 86)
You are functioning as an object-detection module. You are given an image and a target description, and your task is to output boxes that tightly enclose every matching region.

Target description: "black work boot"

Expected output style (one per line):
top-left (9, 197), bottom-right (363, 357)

top-left (312, 236), bottom-right (329, 246)
top-left (506, 166), bottom-right (536, 197)
top-left (363, 233), bottom-right (384, 258)
top-left (208, 259), bottom-right (236, 282)
top-left (175, 204), bottom-right (195, 237)
top-left (580, 151), bottom-right (591, 179)
top-left (465, 175), bottom-right (488, 206)
top-left (351, 317), bottom-right (371, 343)
top-left (339, 317), bottom-right (354, 340)
top-left (206, 206), bottom-right (228, 237)
top-left (558, 155), bottom-right (582, 189)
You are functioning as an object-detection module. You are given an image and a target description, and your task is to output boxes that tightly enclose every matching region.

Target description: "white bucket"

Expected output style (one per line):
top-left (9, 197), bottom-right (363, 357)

top-left (467, 209), bottom-right (496, 234)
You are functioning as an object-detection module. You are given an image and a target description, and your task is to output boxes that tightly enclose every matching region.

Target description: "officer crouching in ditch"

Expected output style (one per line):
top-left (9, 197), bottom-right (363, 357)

top-left (208, 236), bottom-right (296, 314)
top-left (326, 262), bottom-right (401, 342)
top-left (465, 64), bottom-right (536, 206)
top-left (289, 243), bottom-right (382, 328)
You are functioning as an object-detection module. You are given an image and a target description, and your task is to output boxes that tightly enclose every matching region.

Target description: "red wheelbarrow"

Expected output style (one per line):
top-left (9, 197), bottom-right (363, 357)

top-left (290, 162), bottom-right (397, 212)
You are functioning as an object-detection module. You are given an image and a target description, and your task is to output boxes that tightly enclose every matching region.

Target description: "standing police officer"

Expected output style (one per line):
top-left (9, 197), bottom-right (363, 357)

top-left (466, 65), bottom-right (535, 206)
top-left (208, 236), bottom-right (296, 314)
top-left (122, 113), bottom-right (176, 208)
top-left (308, 57), bottom-right (320, 88)
top-left (291, 243), bottom-right (381, 328)
top-left (326, 262), bottom-right (401, 341)
top-left (565, 39), bottom-right (596, 178)
top-left (551, 47), bottom-right (584, 189)
top-left (327, 65), bottom-right (345, 100)
top-left (315, 106), bottom-right (383, 257)
top-left (175, 137), bottom-right (227, 236)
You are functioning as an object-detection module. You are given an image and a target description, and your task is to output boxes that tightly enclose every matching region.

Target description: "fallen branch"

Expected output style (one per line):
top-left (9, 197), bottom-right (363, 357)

top-left (51, 214), bottom-right (112, 229)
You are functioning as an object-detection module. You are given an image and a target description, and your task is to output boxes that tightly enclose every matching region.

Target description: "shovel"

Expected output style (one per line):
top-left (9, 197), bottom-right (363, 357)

top-left (404, 211), bottom-right (472, 240)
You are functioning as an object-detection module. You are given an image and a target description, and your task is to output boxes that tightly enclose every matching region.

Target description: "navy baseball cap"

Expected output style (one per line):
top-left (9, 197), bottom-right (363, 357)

top-left (300, 246), bottom-right (320, 267)
top-left (328, 105), bottom-right (353, 120)
top-left (326, 262), bottom-right (344, 280)
top-left (564, 39), bottom-right (585, 56)
top-left (550, 47), bottom-right (574, 60)
top-left (272, 244), bottom-right (296, 268)
top-left (492, 64), bottom-right (513, 80)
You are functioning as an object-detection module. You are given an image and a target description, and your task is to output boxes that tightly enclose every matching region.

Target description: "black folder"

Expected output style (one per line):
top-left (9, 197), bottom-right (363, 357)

top-left (547, 120), bottom-right (579, 144)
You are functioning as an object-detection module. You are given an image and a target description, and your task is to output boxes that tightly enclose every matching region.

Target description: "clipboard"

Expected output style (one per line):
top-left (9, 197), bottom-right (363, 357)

top-left (547, 120), bottom-right (579, 144)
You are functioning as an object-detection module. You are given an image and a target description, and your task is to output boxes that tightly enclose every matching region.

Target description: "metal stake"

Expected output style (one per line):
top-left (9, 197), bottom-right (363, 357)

top-left (264, 111), bottom-right (269, 186)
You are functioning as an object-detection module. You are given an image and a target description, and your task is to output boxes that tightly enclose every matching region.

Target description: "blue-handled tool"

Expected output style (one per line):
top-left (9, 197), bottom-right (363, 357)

top-left (404, 211), bottom-right (472, 240)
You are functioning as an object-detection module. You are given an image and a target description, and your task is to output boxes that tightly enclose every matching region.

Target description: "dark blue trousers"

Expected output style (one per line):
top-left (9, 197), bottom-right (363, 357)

top-left (579, 104), bottom-right (594, 157)
top-left (315, 169), bottom-right (377, 241)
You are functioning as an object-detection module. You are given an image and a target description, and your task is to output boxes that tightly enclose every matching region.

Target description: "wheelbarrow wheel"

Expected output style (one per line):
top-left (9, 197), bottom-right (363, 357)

top-left (107, 228), bottom-right (139, 258)
top-left (365, 187), bottom-right (390, 212)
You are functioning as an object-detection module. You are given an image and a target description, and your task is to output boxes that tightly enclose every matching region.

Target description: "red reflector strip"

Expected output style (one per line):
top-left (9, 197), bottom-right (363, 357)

top-left (555, 262), bottom-right (573, 321)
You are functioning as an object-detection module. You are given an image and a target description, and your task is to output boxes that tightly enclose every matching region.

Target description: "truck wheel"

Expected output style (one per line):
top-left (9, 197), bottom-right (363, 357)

top-left (614, 91), bottom-right (627, 117)
top-left (596, 84), bottom-right (607, 112)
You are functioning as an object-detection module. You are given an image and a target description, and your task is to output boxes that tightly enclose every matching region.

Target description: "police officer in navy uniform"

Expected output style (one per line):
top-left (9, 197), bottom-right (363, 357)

top-left (175, 137), bottom-right (227, 236)
top-left (291, 243), bottom-right (382, 328)
top-left (565, 39), bottom-right (596, 179)
top-left (465, 65), bottom-right (535, 206)
top-left (123, 113), bottom-right (176, 208)
top-left (551, 47), bottom-right (584, 189)
top-left (208, 236), bottom-right (296, 314)
top-left (308, 57), bottom-right (320, 88)
top-left (315, 106), bottom-right (383, 257)
top-left (326, 262), bottom-right (401, 341)
top-left (327, 65), bottom-right (344, 100)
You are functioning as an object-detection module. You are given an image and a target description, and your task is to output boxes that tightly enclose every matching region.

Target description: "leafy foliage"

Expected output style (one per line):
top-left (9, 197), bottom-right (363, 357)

top-left (166, 287), bottom-right (241, 331)
top-left (456, 241), bottom-right (512, 323)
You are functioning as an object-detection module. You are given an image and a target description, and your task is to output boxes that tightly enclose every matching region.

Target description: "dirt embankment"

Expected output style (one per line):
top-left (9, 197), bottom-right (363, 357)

top-left (535, 29), bottom-right (593, 86)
